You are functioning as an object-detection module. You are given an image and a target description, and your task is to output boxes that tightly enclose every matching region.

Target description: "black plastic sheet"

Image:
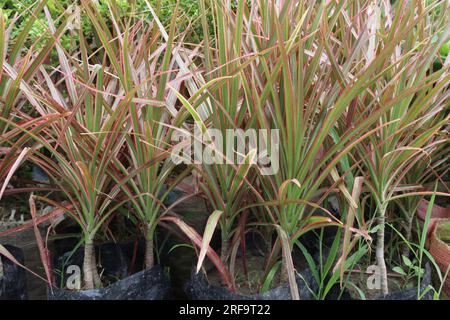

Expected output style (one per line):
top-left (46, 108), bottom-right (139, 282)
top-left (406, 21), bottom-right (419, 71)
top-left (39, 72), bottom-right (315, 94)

top-left (48, 265), bottom-right (170, 300)
top-left (185, 267), bottom-right (320, 300)
top-left (49, 242), bottom-right (170, 300)
top-left (0, 244), bottom-right (28, 300)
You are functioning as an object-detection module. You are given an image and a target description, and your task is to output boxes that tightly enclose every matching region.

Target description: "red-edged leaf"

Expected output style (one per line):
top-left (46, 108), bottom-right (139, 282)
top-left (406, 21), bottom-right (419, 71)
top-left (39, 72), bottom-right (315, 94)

top-left (29, 195), bottom-right (53, 286)
top-left (0, 203), bottom-right (71, 238)
top-left (196, 210), bottom-right (223, 273)
top-left (161, 215), bottom-right (235, 292)
top-left (0, 147), bottom-right (30, 200)
top-left (0, 244), bottom-right (49, 284)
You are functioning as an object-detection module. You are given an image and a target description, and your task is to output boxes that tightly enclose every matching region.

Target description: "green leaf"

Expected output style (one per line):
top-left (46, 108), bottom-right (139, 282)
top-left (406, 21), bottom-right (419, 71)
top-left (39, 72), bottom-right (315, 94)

top-left (393, 266), bottom-right (407, 276)
top-left (348, 282), bottom-right (367, 300)
top-left (294, 241), bottom-right (320, 286)
top-left (260, 261), bottom-right (282, 293)
top-left (402, 255), bottom-right (413, 267)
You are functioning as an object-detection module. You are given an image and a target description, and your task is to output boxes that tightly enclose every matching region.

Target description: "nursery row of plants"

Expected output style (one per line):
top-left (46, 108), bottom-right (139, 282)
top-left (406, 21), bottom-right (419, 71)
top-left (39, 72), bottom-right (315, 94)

top-left (0, 0), bottom-right (449, 300)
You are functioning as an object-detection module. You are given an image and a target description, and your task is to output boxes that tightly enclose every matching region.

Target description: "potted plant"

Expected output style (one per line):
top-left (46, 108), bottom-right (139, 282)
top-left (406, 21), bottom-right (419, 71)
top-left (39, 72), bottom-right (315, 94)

top-left (178, 0), bottom-right (418, 300)
top-left (0, 5), bottom-right (73, 300)
top-left (429, 219), bottom-right (450, 297)
top-left (348, 0), bottom-right (449, 296)
top-left (18, 2), bottom-right (172, 298)
top-left (81, 0), bottom-right (196, 272)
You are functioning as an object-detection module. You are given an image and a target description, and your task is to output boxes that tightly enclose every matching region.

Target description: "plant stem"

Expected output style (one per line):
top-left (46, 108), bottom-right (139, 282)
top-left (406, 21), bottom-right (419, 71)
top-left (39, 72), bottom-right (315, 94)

top-left (376, 206), bottom-right (389, 295)
top-left (92, 255), bottom-right (102, 288)
top-left (83, 239), bottom-right (96, 290)
top-left (220, 236), bottom-right (230, 264)
top-left (145, 227), bottom-right (155, 269)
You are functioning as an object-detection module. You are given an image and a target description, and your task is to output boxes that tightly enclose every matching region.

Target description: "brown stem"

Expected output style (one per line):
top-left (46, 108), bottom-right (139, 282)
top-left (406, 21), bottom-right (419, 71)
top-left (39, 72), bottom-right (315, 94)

top-left (376, 211), bottom-right (389, 295)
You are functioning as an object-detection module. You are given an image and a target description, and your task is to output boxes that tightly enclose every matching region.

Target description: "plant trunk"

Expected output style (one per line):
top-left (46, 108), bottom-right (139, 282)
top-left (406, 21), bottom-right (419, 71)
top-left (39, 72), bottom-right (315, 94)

top-left (145, 236), bottom-right (154, 269)
top-left (83, 241), bottom-right (96, 290)
top-left (376, 211), bottom-right (389, 295)
top-left (92, 253), bottom-right (102, 288)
